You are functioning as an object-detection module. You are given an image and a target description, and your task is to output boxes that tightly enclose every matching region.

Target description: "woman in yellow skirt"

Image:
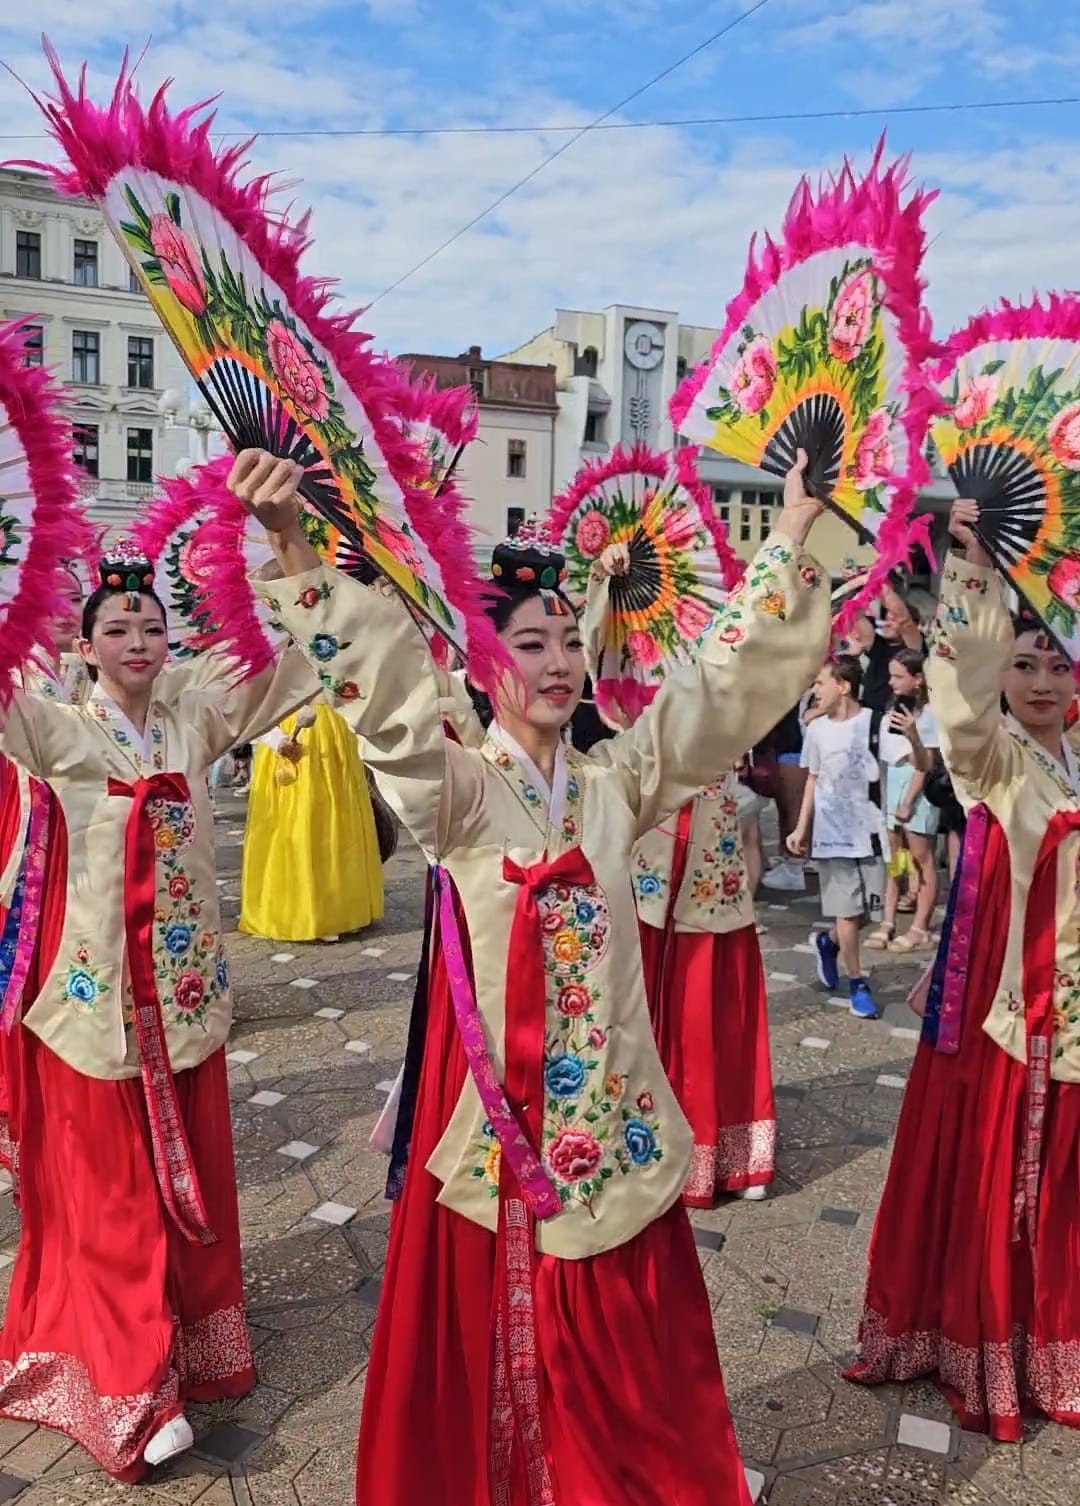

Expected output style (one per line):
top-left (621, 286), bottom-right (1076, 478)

top-left (239, 698), bottom-right (384, 941)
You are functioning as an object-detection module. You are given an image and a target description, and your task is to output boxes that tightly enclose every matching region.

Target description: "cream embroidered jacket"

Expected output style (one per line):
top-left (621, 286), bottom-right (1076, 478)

top-left (631, 773), bottom-right (754, 934)
top-left (927, 555), bottom-right (1080, 1081)
top-left (0, 649), bottom-right (321, 1079)
top-left (256, 534), bottom-right (830, 1257)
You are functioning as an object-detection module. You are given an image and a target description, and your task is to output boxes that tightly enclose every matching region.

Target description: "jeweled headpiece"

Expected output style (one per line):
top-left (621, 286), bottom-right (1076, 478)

top-left (489, 518), bottom-right (570, 615)
top-left (99, 539), bottom-right (155, 612)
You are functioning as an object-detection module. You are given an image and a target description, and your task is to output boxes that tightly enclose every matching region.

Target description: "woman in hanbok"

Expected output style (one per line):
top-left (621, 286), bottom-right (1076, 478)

top-left (846, 497), bottom-right (1080, 1438)
top-left (240, 697), bottom-right (384, 941)
top-left (229, 446), bottom-right (832, 1506)
top-left (631, 773), bottom-right (775, 1202)
top-left (0, 564), bottom-right (91, 1182)
top-left (0, 537), bottom-right (324, 1478)
top-left (584, 579), bottom-right (775, 1202)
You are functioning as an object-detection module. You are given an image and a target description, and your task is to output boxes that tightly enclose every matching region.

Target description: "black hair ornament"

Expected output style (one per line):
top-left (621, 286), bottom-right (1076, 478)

top-left (99, 540), bottom-right (156, 613)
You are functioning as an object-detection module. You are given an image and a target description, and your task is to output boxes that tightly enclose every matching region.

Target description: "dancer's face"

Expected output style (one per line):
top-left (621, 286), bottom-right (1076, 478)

top-left (79, 595), bottom-right (169, 695)
top-left (52, 578), bottom-right (84, 653)
top-left (493, 595), bottom-right (586, 734)
top-left (1003, 630), bottom-right (1073, 733)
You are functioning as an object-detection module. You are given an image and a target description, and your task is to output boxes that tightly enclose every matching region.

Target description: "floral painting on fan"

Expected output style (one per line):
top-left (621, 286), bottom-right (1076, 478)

top-left (697, 255), bottom-right (896, 523)
top-left (24, 45), bottom-right (504, 686)
top-left (930, 295), bottom-right (1080, 659)
top-left (548, 445), bottom-right (741, 728)
top-left (672, 143), bottom-right (937, 598)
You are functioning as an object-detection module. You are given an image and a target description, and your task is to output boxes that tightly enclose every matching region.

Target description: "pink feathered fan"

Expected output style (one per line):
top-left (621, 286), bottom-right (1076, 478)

top-left (672, 141), bottom-right (937, 618)
top-left (0, 317), bottom-right (96, 700)
top-left (930, 295), bottom-right (1080, 660)
top-left (548, 445), bottom-right (741, 728)
top-left (21, 44), bottom-right (499, 681)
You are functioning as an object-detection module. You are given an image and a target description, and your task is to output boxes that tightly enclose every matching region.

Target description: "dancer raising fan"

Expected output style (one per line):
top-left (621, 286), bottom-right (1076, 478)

top-left (583, 562), bottom-right (776, 1203)
top-left (229, 445), bottom-right (830, 1506)
top-left (846, 497), bottom-right (1080, 1438)
top-left (0, 538), bottom-right (328, 1479)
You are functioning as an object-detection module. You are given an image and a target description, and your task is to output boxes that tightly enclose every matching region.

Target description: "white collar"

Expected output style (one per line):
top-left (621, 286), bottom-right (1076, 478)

top-left (490, 721), bottom-right (569, 831)
top-left (88, 686), bottom-right (155, 761)
top-left (1006, 714), bottom-right (1080, 794)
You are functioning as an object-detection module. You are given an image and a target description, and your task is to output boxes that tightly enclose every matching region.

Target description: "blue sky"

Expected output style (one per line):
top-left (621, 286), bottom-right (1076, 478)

top-left (1, 0), bottom-right (1078, 356)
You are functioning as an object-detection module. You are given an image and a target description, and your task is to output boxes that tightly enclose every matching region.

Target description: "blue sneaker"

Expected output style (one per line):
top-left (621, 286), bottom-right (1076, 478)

top-left (849, 978), bottom-right (880, 1020)
top-left (814, 929), bottom-right (840, 991)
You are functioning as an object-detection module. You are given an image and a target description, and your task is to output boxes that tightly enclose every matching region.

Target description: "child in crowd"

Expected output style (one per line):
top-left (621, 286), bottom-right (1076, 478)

top-left (788, 658), bottom-right (884, 1019)
top-left (867, 651), bottom-right (939, 952)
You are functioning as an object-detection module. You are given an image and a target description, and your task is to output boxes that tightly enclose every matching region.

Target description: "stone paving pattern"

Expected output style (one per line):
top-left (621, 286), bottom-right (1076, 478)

top-left (0, 797), bottom-right (1074, 1504)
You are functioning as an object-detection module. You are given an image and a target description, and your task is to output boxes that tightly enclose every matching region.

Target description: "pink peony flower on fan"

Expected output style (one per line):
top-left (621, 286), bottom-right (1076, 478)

top-left (1048, 555), bottom-right (1080, 612)
top-left (953, 374), bottom-right (998, 429)
top-left (672, 595), bottom-right (713, 641)
top-left (266, 319), bottom-right (330, 423)
top-left (625, 629), bottom-right (663, 668)
top-left (828, 268), bottom-right (876, 363)
top-left (177, 535), bottom-right (215, 583)
top-left (730, 337), bottom-right (777, 414)
top-left (1048, 401), bottom-right (1080, 472)
top-left (148, 215), bottom-right (207, 317)
top-left (852, 408), bottom-right (895, 492)
top-left (374, 513), bottom-right (424, 573)
top-left (574, 509), bottom-right (610, 558)
top-left (661, 506), bottom-right (699, 549)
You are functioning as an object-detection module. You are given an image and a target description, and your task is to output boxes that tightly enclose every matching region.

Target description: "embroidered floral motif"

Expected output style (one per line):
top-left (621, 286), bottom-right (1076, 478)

top-left (529, 879), bottom-right (664, 1211)
top-left (146, 801), bottom-right (227, 1028)
top-left (309, 632), bottom-right (349, 663)
top-left (61, 948), bottom-right (109, 1014)
top-left (799, 564), bottom-right (821, 589)
top-left (633, 859), bottom-right (666, 903)
top-left (760, 591), bottom-right (787, 619)
top-left (318, 673), bottom-right (362, 702)
top-left (537, 883), bottom-right (609, 981)
top-left (295, 582), bottom-right (331, 610)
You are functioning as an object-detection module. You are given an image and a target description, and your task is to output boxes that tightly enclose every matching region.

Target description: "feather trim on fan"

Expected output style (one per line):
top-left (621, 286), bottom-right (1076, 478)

top-left (931, 293), bottom-right (1080, 660)
top-left (155, 457), bottom-right (279, 680)
top-left (0, 316), bottom-right (96, 702)
top-left (671, 138), bottom-right (939, 640)
top-left (14, 43), bottom-right (503, 690)
top-left (390, 366), bottom-right (479, 493)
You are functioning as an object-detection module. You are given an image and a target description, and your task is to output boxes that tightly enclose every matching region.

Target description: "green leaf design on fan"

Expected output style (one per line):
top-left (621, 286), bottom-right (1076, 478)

top-left (0, 509), bottom-right (22, 568)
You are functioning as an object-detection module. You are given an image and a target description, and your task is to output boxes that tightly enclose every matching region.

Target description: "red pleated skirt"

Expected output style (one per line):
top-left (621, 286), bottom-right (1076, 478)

top-left (0, 1038), bottom-right (255, 1479)
top-left (845, 830), bottom-right (1080, 1439)
top-left (357, 930), bottom-right (752, 1506)
top-left (639, 921), bottom-right (775, 1204)
top-left (0, 780), bottom-right (253, 1479)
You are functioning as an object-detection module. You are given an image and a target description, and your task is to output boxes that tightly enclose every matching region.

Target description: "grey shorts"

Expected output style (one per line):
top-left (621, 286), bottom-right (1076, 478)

top-left (818, 856), bottom-right (886, 920)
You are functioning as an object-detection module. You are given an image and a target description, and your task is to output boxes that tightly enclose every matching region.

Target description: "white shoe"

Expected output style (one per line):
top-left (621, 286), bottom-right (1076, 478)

top-left (144, 1416), bottom-right (194, 1467)
top-left (738, 1184), bottom-right (767, 1201)
top-left (761, 860), bottom-right (806, 893)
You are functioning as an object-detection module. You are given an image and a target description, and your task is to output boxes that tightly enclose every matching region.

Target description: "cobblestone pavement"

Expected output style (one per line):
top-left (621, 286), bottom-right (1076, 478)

top-left (0, 798), bottom-right (1074, 1505)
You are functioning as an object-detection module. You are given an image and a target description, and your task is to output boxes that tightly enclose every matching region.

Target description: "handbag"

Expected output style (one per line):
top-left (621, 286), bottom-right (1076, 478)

top-left (366, 766), bottom-right (400, 864)
top-left (922, 756), bottom-right (954, 810)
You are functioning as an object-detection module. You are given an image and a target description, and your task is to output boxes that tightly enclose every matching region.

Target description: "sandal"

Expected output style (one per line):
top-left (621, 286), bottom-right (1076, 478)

top-left (888, 927), bottom-right (934, 953)
top-left (865, 924), bottom-right (895, 950)
top-left (897, 895), bottom-right (917, 914)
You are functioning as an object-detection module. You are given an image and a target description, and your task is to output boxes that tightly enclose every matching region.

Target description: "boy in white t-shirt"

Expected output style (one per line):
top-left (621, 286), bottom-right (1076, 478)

top-left (788, 658), bottom-right (885, 1019)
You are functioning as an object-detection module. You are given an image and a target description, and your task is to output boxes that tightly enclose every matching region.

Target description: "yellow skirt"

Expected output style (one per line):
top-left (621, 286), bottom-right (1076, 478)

top-left (239, 703), bottom-right (385, 941)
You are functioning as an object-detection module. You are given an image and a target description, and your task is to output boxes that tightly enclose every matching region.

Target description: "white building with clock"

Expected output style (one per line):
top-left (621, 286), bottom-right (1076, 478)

top-left (502, 303), bottom-right (953, 579)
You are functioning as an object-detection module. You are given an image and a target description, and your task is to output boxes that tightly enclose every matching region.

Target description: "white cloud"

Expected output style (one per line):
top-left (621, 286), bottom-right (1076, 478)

top-left (1, 6), bottom-right (1078, 366)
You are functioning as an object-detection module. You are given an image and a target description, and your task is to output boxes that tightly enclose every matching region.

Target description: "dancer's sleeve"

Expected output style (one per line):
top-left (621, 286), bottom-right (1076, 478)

top-left (925, 555), bottom-right (1017, 800)
top-left (180, 644), bottom-right (322, 764)
top-left (251, 566), bottom-right (452, 858)
top-left (586, 534), bottom-right (831, 839)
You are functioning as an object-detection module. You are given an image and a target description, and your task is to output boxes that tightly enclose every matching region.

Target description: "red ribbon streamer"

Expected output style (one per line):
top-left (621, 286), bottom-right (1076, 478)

top-left (488, 846), bottom-right (594, 1506)
top-left (1015, 807), bottom-right (1080, 1247)
top-left (108, 774), bottom-right (215, 1247)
